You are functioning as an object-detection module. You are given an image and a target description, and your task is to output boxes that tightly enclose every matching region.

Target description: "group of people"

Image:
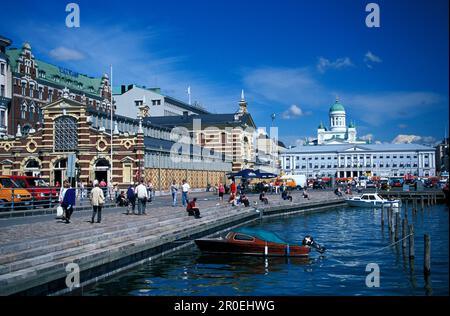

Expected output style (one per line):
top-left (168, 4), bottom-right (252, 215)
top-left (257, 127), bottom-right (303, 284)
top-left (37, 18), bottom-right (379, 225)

top-left (58, 179), bottom-right (106, 224)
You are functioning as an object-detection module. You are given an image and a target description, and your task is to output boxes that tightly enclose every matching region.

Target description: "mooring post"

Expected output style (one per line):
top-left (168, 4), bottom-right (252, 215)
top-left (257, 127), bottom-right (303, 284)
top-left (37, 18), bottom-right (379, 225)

top-left (395, 211), bottom-right (400, 241)
top-left (424, 234), bottom-right (431, 275)
top-left (409, 224), bottom-right (415, 259)
top-left (402, 218), bottom-right (407, 249)
top-left (387, 207), bottom-right (392, 232)
top-left (421, 196), bottom-right (424, 211)
top-left (381, 204), bottom-right (384, 228)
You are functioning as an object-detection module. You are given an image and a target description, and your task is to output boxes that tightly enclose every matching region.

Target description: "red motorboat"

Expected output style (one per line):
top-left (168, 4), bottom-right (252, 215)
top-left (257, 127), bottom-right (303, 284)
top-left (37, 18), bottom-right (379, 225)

top-left (195, 227), bottom-right (325, 257)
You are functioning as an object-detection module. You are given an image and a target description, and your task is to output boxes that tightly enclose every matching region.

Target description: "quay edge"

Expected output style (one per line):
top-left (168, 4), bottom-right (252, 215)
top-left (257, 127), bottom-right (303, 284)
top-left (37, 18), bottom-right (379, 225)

top-left (1, 198), bottom-right (345, 296)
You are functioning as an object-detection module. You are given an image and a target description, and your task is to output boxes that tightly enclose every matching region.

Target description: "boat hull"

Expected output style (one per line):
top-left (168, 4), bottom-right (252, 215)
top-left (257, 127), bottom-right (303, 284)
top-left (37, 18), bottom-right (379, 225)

top-left (346, 199), bottom-right (400, 208)
top-left (194, 239), bottom-right (310, 257)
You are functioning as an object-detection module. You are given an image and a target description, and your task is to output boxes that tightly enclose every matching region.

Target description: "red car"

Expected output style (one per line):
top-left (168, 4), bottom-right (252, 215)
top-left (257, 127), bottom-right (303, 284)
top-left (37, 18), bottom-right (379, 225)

top-left (8, 176), bottom-right (58, 203)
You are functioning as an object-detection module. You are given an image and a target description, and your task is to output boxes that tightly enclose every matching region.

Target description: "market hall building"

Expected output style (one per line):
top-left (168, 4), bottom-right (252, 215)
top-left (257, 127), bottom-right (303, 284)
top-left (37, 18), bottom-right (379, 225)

top-left (0, 90), bottom-right (231, 189)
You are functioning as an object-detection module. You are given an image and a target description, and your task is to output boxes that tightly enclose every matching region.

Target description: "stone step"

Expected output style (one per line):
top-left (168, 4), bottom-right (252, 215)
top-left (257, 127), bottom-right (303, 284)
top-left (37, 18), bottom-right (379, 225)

top-left (0, 208), bottom-right (254, 294)
top-left (0, 206), bottom-right (246, 273)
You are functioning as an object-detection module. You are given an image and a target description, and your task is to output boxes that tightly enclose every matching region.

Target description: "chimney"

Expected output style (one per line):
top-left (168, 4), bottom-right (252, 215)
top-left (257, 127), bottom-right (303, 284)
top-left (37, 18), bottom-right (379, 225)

top-left (121, 85), bottom-right (126, 94)
top-left (183, 111), bottom-right (189, 119)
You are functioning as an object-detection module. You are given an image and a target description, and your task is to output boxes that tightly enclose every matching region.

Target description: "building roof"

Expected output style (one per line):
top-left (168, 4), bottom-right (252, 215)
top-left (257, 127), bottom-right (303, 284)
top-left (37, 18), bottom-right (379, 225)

top-left (7, 48), bottom-right (105, 98)
top-left (163, 95), bottom-right (210, 115)
top-left (144, 112), bottom-right (256, 129)
top-left (329, 99), bottom-right (345, 113)
top-left (284, 143), bottom-right (436, 154)
top-left (113, 84), bottom-right (210, 115)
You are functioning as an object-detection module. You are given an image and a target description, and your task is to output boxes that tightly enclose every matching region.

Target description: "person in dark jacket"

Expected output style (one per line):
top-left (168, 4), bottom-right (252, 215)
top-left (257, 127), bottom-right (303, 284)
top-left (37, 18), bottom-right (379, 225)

top-left (126, 183), bottom-right (136, 215)
top-left (186, 197), bottom-right (201, 218)
top-left (62, 183), bottom-right (76, 223)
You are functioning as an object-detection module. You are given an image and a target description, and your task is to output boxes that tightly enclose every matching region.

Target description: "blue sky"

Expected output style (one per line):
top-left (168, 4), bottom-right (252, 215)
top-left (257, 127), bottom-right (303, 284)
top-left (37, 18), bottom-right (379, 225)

top-left (1, 0), bottom-right (448, 146)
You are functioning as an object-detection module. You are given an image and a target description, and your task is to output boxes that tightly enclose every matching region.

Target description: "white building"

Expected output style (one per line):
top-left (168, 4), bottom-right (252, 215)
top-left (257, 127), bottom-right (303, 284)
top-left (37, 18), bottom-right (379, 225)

top-left (0, 35), bottom-right (12, 136)
top-left (310, 97), bottom-right (366, 145)
top-left (113, 84), bottom-right (210, 119)
top-left (282, 143), bottom-right (436, 178)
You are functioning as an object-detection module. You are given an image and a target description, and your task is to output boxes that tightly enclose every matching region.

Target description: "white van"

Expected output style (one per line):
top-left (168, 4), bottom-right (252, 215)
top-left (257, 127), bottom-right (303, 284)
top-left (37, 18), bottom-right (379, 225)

top-left (280, 174), bottom-right (307, 189)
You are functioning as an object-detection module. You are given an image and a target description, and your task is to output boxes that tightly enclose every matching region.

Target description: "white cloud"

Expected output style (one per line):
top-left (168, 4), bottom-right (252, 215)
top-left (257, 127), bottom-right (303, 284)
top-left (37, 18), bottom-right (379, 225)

top-left (364, 51), bottom-right (382, 68)
top-left (360, 133), bottom-right (374, 141)
top-left (14, 22), bottom-right (237, 113)
top-left (345, 92), bottom-right (444, 126)
top-left (317, 57), bottom-right (354, 73)
top-left (282, 104), bottom-right (304, 119)
top-left (242, 67), bottom-right (331, 108)
top-left (49, 46), bottom-right (85, 61)
top-left (392, 134), bottom-right (438, 146)
top-left (242, 66), bottom-right (445, 127)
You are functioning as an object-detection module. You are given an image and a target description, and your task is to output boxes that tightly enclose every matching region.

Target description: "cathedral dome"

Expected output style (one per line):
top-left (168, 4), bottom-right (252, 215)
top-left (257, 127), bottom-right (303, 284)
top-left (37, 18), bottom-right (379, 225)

top-left (329, 98), bottom-right (345, 113)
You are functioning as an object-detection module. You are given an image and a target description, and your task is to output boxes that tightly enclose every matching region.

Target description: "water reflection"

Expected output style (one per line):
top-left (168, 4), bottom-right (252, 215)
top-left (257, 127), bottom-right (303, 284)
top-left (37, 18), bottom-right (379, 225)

top-left (84, 205), bottom-right (449, 296)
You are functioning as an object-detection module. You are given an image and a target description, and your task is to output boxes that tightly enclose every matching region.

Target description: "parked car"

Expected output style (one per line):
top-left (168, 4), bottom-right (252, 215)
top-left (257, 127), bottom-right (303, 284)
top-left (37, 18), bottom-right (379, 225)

top-left (366, 181), bottom-right (376, 189)
top-left (0, 176), bottom-right (32, 208)
top-left (8, 176), bottom-right (58, 204)
top-left (390, 178), bottom-right (404, 188)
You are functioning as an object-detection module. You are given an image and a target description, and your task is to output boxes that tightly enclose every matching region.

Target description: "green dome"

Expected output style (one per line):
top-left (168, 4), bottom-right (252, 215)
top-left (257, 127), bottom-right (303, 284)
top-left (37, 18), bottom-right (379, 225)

top-left (329, 99), bottom-right (345, 113)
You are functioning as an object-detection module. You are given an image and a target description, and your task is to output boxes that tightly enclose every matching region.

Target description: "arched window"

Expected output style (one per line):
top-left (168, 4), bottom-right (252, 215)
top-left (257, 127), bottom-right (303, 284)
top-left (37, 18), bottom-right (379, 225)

top-left (21, 102), bottom-right (28, 119)
top-left (29, 103), bottom-right (35, 120)
top-left (54, 116), bottom-right (78, 152)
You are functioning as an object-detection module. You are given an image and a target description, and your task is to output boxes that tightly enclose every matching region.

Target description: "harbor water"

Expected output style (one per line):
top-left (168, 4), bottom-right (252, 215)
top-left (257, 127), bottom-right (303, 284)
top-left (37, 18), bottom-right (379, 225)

top-left (84, 204), bottom-right (449, 296)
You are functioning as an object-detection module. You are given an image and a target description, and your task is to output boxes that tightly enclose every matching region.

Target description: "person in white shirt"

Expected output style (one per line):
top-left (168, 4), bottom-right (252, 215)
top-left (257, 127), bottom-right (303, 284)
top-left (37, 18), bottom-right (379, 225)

top-left (181, 179), bottom-right (190, 207)
top-left (135, 180), bottom-right (148, 215)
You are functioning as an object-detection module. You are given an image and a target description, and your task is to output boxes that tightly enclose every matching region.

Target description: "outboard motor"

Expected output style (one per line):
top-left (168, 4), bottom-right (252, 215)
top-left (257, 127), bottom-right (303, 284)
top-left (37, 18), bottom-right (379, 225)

top-left (302, 235), bottom-right (326, 254)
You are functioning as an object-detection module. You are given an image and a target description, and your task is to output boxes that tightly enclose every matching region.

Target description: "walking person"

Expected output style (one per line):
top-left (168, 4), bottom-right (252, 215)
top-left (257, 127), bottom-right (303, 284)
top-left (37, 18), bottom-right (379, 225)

top-left (135, 180), bottom-right (148, 215)
top-left (228, 179), bottom-right (237, 203)
top-left (181, 179), bottom-right (190, 207)
top-left (61, 181), bottom-right (76, 223)
top-left (90, 180), bottom-right (105, 224)
top-left (107, 181), bottom-right (114, 202)
top-left (146, 181), bottom-right (154, 203)
top-left (170, 180), bottom-right (178, 207)
top-left (126, 183), bottom-right (136, 215)
top-left (218, 182), bottom-right (225, 203)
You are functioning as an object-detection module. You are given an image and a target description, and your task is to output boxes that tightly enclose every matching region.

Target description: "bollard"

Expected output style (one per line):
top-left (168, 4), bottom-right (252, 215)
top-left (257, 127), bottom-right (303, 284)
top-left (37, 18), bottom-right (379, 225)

top-left (424, 234), bottom-right (431, 275)
top-left (409, 224), bottom-right (415, 259)
top-left (402, 218), bottom-right (407, 248)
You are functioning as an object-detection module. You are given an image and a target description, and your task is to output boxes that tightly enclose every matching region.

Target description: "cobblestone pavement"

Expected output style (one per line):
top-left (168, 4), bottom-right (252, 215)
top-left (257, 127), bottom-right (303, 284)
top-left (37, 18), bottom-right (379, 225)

top-left (0, 190), bottom-right (339, 247)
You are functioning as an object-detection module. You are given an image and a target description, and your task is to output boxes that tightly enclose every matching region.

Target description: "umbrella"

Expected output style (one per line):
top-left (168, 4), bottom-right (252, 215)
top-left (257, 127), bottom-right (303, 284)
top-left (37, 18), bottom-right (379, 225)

top-left (255, 170), bottom-right (278, 179)
top-left (227, 169), bottom-right (258, 179)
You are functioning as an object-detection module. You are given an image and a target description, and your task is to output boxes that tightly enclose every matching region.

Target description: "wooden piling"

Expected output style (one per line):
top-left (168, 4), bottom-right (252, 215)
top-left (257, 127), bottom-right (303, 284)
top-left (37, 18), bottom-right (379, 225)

top-left (402, 218), bottom-right (407, 248)
top-left (409, 224), bottom-right (415, 259)
top-left (387, 207), bottom-right (391, 231)
top-left (395, 211), bottom-right (400, 241)
top-left (421, 196), bottom-right (424, 211)
top-left (424, 234), bottom-right (431, 275)
top-left (381, 204), bottom-right (384, 227)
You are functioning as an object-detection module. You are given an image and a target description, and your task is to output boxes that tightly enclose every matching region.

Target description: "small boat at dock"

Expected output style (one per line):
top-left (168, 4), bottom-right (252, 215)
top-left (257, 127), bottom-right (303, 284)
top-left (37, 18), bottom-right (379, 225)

top-left (194, 227), bottom-right (325, 257)
top-left (346, 193), bottom-right (401, 208)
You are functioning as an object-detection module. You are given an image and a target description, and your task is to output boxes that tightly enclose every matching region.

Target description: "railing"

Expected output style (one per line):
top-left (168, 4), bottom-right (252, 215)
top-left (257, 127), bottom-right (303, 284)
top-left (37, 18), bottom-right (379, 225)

top-left (0, 187), bottom-right (62, 211)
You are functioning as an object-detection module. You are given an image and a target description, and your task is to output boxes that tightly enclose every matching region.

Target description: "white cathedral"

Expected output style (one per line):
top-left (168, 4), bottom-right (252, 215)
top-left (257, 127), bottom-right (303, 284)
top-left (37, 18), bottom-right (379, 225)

top-left (308, 97), bottom-right (367, 145)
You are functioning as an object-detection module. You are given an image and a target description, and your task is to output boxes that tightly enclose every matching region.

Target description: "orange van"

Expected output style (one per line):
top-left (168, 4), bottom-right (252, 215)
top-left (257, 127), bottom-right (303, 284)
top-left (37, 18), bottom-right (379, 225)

top-left (0, 176), bottom-right (32, 205)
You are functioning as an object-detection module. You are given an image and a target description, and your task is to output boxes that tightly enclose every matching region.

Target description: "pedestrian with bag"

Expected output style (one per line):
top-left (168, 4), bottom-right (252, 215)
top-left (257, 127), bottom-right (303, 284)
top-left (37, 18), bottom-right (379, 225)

top-left (90, 180), bottom-right (105, 223)
top-left (61, 182), bottom-right (76, 223)
top-left (126, 182), bottom-right (136, 215)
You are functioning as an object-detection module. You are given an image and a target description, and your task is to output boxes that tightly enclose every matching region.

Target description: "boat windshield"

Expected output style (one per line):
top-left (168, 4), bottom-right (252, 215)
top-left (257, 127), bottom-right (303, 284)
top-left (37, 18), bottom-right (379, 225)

top-left (234, 227), bottom-right (289, 244)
